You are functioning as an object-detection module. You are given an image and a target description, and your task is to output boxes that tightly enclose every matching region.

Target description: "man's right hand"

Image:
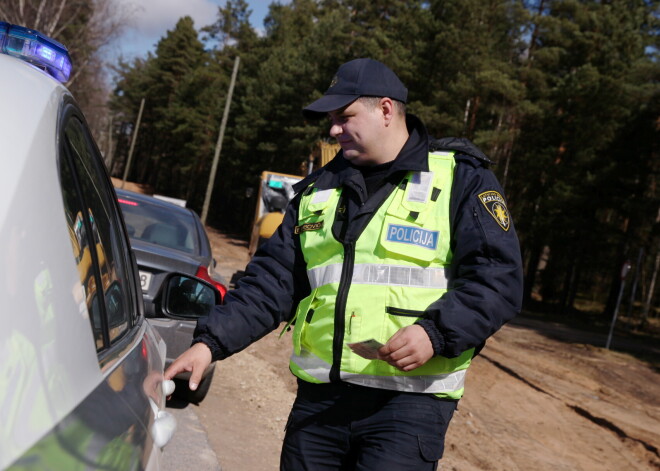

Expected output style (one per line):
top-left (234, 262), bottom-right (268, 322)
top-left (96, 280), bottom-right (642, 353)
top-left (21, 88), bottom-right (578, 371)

top-left (164, 342), bottom-right (213, 391)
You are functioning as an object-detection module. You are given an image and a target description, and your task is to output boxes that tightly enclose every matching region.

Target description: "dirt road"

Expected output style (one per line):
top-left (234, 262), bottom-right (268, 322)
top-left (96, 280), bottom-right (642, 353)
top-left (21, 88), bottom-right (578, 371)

top-left (199, 228), bottom-right (660, 471)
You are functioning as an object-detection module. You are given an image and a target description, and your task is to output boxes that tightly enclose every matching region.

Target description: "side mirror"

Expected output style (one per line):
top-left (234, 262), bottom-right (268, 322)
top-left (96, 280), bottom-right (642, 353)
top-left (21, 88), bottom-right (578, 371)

top-left (162, 275), bottom-right (219, 319)
top-left (105, 280), bottom-right (125, 327)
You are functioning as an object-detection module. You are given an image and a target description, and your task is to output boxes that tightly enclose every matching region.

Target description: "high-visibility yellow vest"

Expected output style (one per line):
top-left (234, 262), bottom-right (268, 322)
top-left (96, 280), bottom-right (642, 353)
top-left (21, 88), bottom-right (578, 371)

top-left (289, 151), bottom-right (473, 399)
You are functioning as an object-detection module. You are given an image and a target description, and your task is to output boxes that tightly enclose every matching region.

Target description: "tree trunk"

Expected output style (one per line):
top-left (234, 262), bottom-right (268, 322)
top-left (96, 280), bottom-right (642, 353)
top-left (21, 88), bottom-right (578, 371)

top-left (467, 95), bottom-right (481, 139)
top-left (523, 244), bottom-right (543, 303)
top-left (560, 253), bottom-right (579, 314)
top-left (567, 263), bottom-right (581, 310)
top-left (626, 248), bottom-right (644, 318)
top-left (642, 251), bottom-right (659, 320)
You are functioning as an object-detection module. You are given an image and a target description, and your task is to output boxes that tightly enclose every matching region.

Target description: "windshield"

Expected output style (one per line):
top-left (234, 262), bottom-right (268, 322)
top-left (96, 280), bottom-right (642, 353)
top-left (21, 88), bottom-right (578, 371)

top-left (118, 197), bottom-right (199, 254)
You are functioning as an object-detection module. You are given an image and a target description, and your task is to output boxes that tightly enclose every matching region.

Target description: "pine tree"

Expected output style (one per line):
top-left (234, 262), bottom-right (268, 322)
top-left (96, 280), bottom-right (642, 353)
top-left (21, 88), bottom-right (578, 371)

top-left (510, 0), bottom-right (659, 312)
top-left (110, 17), bottom-right (223, 210)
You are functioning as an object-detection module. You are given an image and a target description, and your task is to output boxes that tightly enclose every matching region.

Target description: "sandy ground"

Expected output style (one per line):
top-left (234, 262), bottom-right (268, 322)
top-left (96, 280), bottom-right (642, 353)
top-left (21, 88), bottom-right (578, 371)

top-left (197, 228), bottom-right (660, 471)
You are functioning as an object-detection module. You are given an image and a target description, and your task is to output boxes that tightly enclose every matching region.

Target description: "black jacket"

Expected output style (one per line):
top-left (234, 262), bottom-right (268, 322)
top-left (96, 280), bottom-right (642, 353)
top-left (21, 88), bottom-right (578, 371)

top-left (194, 115), bottom-right (523, 362)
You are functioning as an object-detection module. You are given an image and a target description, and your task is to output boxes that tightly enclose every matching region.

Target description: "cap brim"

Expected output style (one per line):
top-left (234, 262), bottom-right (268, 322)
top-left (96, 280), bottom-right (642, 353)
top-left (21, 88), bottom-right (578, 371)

top-left (302, 94), bottom-right (359, 120)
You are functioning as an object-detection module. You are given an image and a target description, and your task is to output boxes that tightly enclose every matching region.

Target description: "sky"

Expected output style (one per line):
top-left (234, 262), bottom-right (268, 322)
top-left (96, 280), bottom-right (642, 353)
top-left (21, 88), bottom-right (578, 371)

top-left (107, 0), bottom-right (276, 61)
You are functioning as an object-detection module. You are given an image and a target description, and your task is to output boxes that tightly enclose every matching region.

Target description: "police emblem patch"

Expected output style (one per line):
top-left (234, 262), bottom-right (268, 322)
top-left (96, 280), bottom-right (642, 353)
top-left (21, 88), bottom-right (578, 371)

top-left (478, 191), bottom-right (510, 231)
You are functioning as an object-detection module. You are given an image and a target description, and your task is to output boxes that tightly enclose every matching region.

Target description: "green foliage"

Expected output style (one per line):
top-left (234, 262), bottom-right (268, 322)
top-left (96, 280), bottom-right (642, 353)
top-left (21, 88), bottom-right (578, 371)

top-left (108, 0), bottom-right (660, 317)
top-left (110, 17), bottom-right (228, 209)
top-left (507, 0), bottom-right (660, 314)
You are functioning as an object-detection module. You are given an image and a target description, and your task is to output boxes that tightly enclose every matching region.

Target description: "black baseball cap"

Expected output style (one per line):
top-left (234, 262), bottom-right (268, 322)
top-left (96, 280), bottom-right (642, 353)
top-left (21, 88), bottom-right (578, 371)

top-left (303, 58), bottom-right (408, 120)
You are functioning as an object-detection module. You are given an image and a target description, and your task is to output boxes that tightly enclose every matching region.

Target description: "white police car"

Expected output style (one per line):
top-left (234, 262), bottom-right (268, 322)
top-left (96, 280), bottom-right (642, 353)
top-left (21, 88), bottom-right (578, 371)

top-left (0, 22), bottom-right (217, 470)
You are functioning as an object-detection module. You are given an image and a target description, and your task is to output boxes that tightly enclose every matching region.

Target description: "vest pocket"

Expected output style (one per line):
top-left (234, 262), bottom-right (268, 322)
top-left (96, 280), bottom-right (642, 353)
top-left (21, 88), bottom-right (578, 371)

top-left (383, 306), bottom-right (425, 343)
top-left (385, 306), bottom-right (426, 318)
top-left (291, 289), bottom-right (317, 355)
top-left (380, 215), bottom-right (441, 263)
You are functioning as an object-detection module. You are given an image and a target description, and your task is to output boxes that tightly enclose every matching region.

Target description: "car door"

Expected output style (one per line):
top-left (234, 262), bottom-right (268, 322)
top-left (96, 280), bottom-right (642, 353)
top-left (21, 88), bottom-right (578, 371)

top-left (6, 101), bottom-right (171, 470)
top-left (58, 102), bottom-right (173, 469)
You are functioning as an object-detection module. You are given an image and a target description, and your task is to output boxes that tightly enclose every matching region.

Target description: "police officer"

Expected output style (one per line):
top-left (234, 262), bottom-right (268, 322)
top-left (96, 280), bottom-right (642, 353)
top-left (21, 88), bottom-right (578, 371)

top-left (166, 58), bottom-right (523, 470)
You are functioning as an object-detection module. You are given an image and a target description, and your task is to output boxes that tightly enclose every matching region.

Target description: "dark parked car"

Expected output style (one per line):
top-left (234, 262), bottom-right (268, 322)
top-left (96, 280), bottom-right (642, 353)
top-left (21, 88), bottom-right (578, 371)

top-left (116, 188), bottom-right (227, 402)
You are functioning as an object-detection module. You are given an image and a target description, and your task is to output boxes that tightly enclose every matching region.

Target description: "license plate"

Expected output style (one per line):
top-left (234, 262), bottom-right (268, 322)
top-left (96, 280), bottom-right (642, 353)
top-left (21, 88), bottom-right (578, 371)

top-left (139, 271), bottom-right (152, 291)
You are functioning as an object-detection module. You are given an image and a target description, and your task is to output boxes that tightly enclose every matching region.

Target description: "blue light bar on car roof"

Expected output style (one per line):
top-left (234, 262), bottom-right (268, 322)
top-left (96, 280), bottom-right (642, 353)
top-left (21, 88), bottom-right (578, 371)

top-left (0, 22), bottom-right (7, 46)
top-left (0, 21), bottom-right (72, 82)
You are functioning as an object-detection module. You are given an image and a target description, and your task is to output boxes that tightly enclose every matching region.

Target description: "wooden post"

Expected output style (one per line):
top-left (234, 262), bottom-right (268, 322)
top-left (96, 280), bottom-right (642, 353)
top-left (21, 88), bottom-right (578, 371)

top-left (201, 56), bottom-right (240, 225)
top-left (121, 98), bottom-right (145, 189)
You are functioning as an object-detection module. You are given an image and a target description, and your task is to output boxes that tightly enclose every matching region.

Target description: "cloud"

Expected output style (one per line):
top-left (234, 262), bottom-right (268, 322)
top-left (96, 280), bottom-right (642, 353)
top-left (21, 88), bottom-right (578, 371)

top-left (123, 0), bottom-right (219, 36)
top-left (108, 0), bottom-right (280, 61)
top-left (109, 0), bottom-right (218, 59)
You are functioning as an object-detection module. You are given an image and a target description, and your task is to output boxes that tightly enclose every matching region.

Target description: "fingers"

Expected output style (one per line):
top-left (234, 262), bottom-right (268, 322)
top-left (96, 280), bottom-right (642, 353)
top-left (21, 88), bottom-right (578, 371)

top-left (379, 329), bottom-right (405, 354)
top-left (163, 358), bottom-right (189, 382)
top-left (164, 342), bottom-right (213, 392)
top-left (378, 348), bottom-right (424, 371)
top-left (377, 325), bottom-right (434, 372)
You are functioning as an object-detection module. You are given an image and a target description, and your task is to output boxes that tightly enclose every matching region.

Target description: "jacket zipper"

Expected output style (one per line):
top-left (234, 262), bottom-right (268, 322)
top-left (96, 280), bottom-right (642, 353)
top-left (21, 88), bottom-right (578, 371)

top-left (328, 180), bottom-right (398, 382)
top-left (330, 241), bottom-right (355, 382)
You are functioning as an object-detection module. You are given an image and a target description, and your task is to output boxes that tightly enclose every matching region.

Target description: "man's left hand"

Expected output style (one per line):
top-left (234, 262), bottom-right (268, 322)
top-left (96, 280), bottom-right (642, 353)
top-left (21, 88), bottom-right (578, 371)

top-left (377, 325), bottom-right (434, 371)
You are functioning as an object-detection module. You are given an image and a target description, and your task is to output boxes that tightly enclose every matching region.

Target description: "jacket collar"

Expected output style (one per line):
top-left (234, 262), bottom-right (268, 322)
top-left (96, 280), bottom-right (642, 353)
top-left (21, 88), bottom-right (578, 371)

top-left (294, 113), bottom-right (430, 192)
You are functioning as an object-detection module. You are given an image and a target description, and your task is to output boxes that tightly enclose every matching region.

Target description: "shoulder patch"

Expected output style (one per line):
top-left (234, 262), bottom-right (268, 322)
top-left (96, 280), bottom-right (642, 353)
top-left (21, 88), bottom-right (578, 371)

top-left (478, 191), bottom-right (510, 231)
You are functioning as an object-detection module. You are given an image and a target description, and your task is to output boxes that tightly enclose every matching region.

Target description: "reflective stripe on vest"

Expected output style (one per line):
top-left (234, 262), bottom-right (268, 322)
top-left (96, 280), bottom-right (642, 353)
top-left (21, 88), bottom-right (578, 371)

top-left (291, 349), bottom-right (467, 394)
top-left (307, 263), bottom-right (449, 290)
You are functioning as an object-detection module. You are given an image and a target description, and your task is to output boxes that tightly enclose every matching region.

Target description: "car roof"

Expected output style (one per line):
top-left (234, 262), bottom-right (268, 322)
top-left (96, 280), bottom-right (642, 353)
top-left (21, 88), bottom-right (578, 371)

top-left (115, 187), bottom-right (197, 218)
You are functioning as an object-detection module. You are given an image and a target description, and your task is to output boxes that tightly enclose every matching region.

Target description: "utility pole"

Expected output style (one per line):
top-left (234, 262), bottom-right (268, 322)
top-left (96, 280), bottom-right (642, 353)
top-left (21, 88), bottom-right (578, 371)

top-left (121, 98), bottom-right (145, 189)
top-left (626, 248), bottom-right (644, 319)
top-left (606, 260), bottom-right (632, 349)
top-left (201, 56), bottom-right (240, 225)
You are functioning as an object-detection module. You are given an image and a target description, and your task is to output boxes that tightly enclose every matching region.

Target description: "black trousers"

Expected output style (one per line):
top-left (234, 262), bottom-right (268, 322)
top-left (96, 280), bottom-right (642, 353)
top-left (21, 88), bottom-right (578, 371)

top-left (280, 380), bottom-right (457, 471)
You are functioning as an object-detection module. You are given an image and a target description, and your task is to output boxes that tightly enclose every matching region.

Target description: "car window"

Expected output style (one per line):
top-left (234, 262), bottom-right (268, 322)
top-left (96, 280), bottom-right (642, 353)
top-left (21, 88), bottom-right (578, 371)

top-left (118, 199), bottom-right (200, 254)
top-left (59, 112), bottom-right (138, 352)
top-left (60, 156), bottom-right (105, 348)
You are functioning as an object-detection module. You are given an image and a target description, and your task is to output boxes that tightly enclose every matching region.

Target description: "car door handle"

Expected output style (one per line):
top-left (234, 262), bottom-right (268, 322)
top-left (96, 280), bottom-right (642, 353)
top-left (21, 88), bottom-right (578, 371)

top-left (149, 380), bottom-right (177, 448)
top-left (163, 379), bottom-right (175, 396)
